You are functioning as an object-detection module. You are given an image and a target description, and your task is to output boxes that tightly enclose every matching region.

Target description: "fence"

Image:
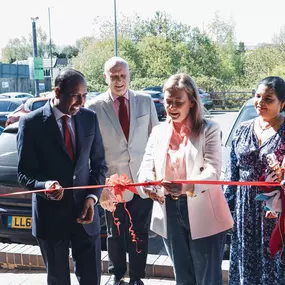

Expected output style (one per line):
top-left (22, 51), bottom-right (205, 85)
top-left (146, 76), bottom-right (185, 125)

top-left (211, 91), bottom-right (254, 110)
top-left (0, 63), bottom-right (52, 94)
top-left (0, 63), bottom-right (31, 93)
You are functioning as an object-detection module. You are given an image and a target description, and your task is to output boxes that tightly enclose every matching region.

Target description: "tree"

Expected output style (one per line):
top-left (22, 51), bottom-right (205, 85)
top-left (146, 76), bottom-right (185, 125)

top-left (187, 28), bottom-right (221, 78)
top-left (53, 45), bottom-right (79, 59)
top-left (272, 26), bottom-right (285, 61)
top-left (207, 12), bottom-right (235, 44)
top-left (92, 11), bottom-right (192, 44)
top-left (1, 27), bottom-right (56, 63)
top-left (72, 40), bottom-right (114, 91)
top-left (76, 36), bottom-right (97, 51)
top-left (137, 36), bottom-right (177, 78)
top-left (136, 11), bottom-right (192, 43)
top-left (244, 44), bottom-right (283, 87)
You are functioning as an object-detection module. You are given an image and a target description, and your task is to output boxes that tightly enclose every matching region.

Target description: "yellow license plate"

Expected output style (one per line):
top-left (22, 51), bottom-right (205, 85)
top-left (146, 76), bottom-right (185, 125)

top-left (7, 216), bottom-right (32, 229)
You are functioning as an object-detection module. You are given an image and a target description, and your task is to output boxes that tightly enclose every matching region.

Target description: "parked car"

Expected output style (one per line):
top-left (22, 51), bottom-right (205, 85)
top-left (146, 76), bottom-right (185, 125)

top-left (198, 88), bottom-right (214, 110)
top-left (6, 92), bottom-right (102, 127)
top-left (220, 98), bottom-right (259, 259)
top-left (0, 98), bottom-right (23, 128)
top-left (0, 122), bottom-right (107, 247)
top-left (222, 98), bottom-right (258, 177)
top-left (86, 91), bottom-right (101, 102)
top-left (143, 86), bottom-right (214, 109)
top-left (142, 90), bottom-right (166, 121)
top-left (5, 97), bottom-right (50, 127)
top-left (143, 86), bottom-right (163, 93)
top-left (0, 92), bottom-right (34, 100)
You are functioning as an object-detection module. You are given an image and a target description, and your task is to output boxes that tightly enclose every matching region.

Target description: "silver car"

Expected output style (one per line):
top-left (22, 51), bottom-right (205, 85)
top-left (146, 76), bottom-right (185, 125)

top-left (222, 98), bottom-right (258, 177)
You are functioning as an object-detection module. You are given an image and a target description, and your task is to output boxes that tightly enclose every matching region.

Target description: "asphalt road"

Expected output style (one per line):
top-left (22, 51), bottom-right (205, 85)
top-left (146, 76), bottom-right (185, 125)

top-left (208, 111), bottom-right (238, 145)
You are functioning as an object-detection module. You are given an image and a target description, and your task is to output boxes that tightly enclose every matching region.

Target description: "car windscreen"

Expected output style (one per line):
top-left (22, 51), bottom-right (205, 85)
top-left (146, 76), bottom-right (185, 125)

top-left (0, 101), bottom-right (11, 112)
top-left (151, 93), bottom-right (163, 99)
top-left (0, 130), bottom-right (19, 186)
top-left (225, 104), bottom-right (258, 147)
top-left (32, 100), bottom-right (47, 111)
top-left (8, 102), bottom-right (21, 112)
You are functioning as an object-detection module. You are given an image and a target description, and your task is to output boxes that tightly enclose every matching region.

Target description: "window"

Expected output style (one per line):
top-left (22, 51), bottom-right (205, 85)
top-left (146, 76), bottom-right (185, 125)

top-left (225, 104), bottom-right (258, 147)
top-left (44, 69), bottom-right (51, 77)
top-left (8, 103), bottom-right (21, 112)
top-left (0, 130), bottom-right (18, 186)
top-left (31, 100), bottom-right (48, 111)
top-left (0, 101), bottom-right (10, 112)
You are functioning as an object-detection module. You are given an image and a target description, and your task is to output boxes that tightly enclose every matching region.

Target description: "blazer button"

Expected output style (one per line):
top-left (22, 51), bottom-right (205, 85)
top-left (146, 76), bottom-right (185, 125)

top-left (200, 167), bottom-right (204, 172)
top-left (73, 175), bottom-right (76, 180)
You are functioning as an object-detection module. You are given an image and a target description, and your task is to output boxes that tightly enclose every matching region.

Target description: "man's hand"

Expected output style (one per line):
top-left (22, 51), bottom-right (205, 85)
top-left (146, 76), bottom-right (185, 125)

top-left (45, 181), bottom-right (64, 201)
top-left (100, 188), bottom-right (118, 212)
top-left (161, 180), bottom-right (182, 196)
top-left (77, 198), bottom-right (95, 224)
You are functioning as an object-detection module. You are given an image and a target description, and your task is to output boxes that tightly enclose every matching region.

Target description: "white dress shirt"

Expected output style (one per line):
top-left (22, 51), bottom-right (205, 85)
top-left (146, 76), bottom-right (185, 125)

top-left (45, 100), bottom-right (97, 204)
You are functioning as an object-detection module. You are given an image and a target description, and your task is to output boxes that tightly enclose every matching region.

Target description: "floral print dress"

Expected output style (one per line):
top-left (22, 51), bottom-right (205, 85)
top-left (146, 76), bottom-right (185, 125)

top-left (224, 119), bottom-right (285, 285)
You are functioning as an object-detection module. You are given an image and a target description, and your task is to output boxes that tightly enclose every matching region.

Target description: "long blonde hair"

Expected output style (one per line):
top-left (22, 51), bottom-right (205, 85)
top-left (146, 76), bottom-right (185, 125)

top-left (163, 73), bottom-right (204, 134)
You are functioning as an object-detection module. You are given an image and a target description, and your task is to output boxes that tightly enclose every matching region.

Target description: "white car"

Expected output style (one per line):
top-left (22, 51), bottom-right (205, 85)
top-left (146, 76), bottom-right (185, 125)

top-left (0, 92), bottom-right (34, 100)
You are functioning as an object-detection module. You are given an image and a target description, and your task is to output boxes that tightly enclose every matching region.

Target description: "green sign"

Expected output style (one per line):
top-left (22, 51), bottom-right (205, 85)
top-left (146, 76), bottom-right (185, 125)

top-left (34, 57), bottom-right (44, 80)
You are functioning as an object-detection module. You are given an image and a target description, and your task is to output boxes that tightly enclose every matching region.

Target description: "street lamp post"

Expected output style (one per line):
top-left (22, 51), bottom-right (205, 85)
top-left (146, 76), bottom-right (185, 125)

top-left (31, 17), bottom-right (40, 97)
top-left (113, 0), bottom-right (118, 56)
top-left (48, 7), bottom-right (53, 79)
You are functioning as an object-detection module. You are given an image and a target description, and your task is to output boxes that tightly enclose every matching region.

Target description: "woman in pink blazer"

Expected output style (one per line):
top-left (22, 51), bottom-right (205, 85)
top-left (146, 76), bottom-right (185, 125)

top-left (138, 73), bottom-right (233, 285)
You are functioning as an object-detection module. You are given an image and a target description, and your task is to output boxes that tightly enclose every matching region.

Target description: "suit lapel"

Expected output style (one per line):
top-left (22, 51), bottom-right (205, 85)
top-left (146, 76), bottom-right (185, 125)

top-left (156, 123), bottom-right (172, 179)
top-left (128, 90), bottom-right (136, 142)
top-left (42, 101), bottom-right (73, 162)
top-left (74, 110), bottom-right (84, 164)
top-left (185, 133), bottom-right (200, 178)
top-left (101, 93), bottom-right (126, 142)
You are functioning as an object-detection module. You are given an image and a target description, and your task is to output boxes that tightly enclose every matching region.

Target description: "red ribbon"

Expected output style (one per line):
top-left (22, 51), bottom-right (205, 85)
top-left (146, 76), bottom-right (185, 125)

top-left (1, 176), bottom-right (284, 256)
top-left (0, 179), bottom-right (280, 198)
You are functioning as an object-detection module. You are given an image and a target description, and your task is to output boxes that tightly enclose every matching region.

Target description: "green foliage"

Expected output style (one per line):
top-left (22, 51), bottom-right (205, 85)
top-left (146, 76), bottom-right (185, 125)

top-left (77, 11), bottom-right (250, 93)
top-left (54, 45), bottom-right (79, 59)
top-left (4, 11), bottom-right (285, 99)
top-left (71, 40), bottom-right (114, 90)
top-left (130, 77), bottom-right (166, 90)
top-left (1, 27), bottom-right (56, 63)
top-left (244, 44), bottom-right (284, 87)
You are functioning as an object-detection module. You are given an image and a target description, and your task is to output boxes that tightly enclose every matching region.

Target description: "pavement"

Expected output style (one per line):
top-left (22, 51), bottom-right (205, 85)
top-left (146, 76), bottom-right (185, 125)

top-left (0, 269), bottom-right (229, 285)
top-left (0, 242), bottom-right (230, 284)
top-left (0, 270), bottom-right (176, 285)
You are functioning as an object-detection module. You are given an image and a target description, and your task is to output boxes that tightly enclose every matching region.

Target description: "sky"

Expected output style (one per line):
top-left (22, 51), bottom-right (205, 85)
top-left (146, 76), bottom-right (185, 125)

top-left (1, 0), bottom-right (285, 58)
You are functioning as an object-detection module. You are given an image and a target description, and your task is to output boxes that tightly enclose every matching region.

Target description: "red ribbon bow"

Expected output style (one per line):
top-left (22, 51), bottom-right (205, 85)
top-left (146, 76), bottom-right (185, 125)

top-left (106, 174), bottom-right (141, 253)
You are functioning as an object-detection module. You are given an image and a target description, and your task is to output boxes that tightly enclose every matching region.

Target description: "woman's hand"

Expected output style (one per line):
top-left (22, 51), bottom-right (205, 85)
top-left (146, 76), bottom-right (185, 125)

top-left (143, 181), bottom-right (164, 204)
top-left (143, 189), bottom-right (165, 204)
top-left (161, 180), bottom-right (182, 196)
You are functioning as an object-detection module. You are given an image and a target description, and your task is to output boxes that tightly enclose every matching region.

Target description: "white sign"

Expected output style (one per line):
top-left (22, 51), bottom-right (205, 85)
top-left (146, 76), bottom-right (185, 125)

top-left (39, 83), bottom-right (45, 92)
top-left (28, 57), bottom-right (35, 80)
top-left (2, 82), bottom-right (9, 88)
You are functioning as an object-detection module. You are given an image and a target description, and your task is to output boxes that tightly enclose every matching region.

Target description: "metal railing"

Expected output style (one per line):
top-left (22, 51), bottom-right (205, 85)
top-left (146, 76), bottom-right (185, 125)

top-left (210, 91), bottom-right (254, 110)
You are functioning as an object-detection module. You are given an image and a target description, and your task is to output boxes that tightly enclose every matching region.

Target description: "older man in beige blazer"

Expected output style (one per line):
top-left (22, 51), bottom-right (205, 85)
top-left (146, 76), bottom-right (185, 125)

top-left (86, 57), bottom-right (158, 285)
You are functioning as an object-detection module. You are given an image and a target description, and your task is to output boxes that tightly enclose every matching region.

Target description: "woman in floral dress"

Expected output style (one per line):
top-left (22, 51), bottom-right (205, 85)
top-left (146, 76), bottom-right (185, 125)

top-left (224, 76), bottom-right (285, 284)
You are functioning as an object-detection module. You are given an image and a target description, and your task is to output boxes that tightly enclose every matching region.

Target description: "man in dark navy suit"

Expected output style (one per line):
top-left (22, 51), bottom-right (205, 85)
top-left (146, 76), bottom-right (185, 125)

top-left (17, 68), bottom-right (107, 285)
